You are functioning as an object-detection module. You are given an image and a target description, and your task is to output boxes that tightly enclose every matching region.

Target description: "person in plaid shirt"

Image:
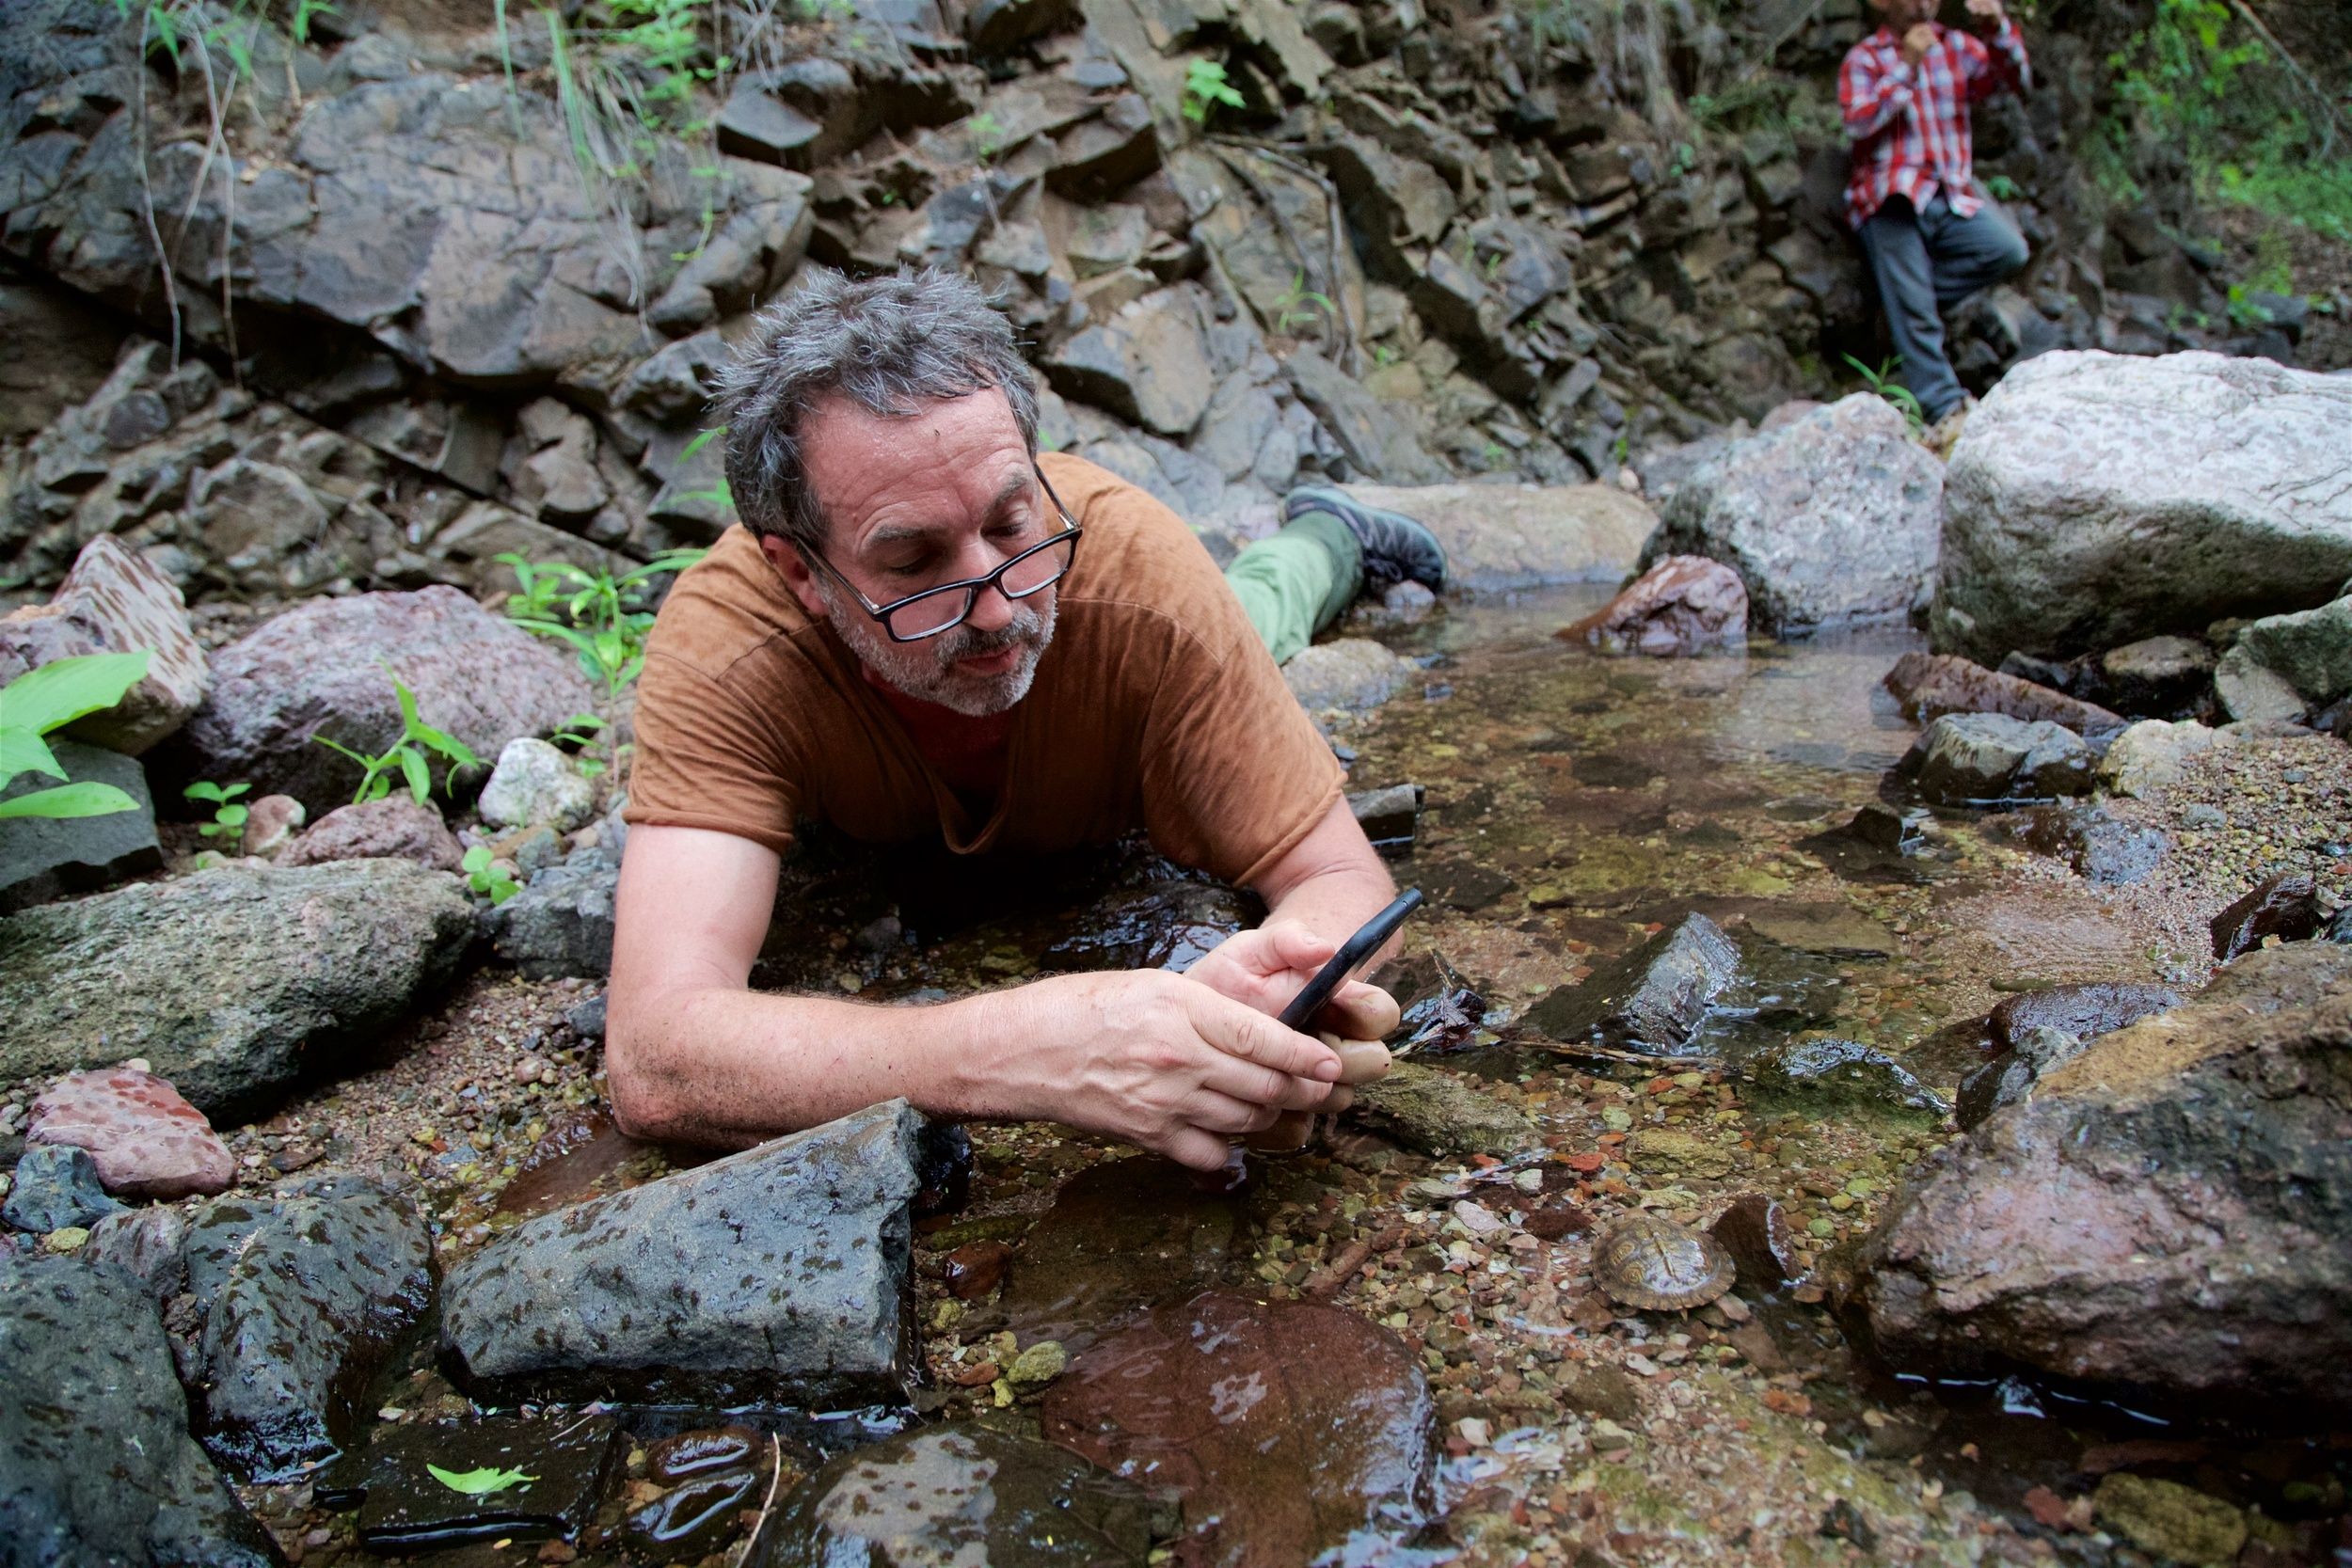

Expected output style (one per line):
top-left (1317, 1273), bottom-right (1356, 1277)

top-left (1839, 0), bottom-right (2032, 425)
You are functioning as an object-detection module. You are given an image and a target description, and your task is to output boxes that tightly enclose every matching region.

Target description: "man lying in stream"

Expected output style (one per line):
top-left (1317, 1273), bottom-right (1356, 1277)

top-left (607, 265), bottom-right (1450, 1170)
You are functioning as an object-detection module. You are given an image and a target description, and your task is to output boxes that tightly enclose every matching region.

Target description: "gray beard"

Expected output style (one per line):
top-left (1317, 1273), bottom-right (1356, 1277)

top-left (820, 588), bottom-right (1057, 717)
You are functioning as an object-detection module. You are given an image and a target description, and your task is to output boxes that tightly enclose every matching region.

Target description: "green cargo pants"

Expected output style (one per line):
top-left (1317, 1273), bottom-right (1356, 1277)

top-left (1222, 508), bottom-right (1364, 666)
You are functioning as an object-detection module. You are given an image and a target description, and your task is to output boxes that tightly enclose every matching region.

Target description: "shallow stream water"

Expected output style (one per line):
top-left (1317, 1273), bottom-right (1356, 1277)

top-left (278, 588), bottom-right (2349, 1567)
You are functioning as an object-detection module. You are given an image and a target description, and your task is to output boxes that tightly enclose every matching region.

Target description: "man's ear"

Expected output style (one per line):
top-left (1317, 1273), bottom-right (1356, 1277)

top-left (756, 533), bottom-right (831, 619)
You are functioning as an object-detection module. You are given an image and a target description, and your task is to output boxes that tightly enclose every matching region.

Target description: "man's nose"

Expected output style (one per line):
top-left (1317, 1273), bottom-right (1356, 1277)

top-left (962, 576), bottom-right (1018, 633)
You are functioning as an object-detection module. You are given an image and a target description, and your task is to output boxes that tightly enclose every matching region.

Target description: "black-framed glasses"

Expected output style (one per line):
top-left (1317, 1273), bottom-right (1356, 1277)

top-left (801, 466), bottom-right (1083, 642)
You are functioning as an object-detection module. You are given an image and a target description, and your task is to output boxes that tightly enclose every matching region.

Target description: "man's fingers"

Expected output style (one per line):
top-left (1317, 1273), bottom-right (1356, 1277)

top-left (1266, 922), bottom-right (1335, 974)
top-left (1190, 990), bottom-right (1342, 1081)
top-left (1159, 1126), bottom-right (1237, 1172)
top-left (1200, 1054), bottom-right (1343, 1112)
top-left (1322, 980), bottom-right (1402, 1041)
top-left (1184, 1090), bottom-right (1281, 1135)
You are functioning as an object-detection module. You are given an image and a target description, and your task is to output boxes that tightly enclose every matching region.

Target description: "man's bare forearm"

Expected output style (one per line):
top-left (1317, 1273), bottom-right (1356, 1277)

top-left (607, 985), bottom-right (1008, 1147)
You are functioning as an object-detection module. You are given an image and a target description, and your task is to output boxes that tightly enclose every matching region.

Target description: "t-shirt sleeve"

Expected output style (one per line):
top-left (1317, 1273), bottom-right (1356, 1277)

top-left (1135, 589), bottom-right (1346, 891)
top-left (623, 648), bottom-right (803, 855)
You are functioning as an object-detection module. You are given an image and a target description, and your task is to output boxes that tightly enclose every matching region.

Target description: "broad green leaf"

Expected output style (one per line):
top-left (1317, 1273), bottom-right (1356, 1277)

top-left (2, 651), bottom-right (151, 736)
top-left (390, 673), bottom-right (423, 734)
top-left (398, 748), bottom-right (431, 804)
top-left (0, 782), bottom-right (139, 820)
top-left (217, 803), bottom-right (249, 828)
top-left (1, 727), bottom-right (64, 789)
top-left (424, 1464), bottom-right (537, 1497)
top-left (462, 845), bottom-right (493, 874)
top-left (358, 771), bottom-right (392, 804)
top-left (184, 781), bottom-right (226, 803)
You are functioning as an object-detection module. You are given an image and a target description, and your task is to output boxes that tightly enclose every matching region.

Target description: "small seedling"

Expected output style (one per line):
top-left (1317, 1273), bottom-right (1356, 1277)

top-left (183, 780), bottom-right (251, 840)
top-left (461, 845), bottom-right (521, 907)
top-left (1842, 353), bottom-right (1927, 434)
top-left (551, 712), bottom-right (611, 780)
top-left (425, 1463), bottom-right (536, 1496)
top-left (967, 111), bottom-right (1005, 164)
top-left (0, 650), bottom-right (151, 822)
top-left (1981, 172), bottom-right (2023, 201)
top-left (1272, 270), bottom-right (1336, 335)
top-left (311, 670), bottom-right (479, 807)
top-left (1182, 57), bottom-right (1246, 125)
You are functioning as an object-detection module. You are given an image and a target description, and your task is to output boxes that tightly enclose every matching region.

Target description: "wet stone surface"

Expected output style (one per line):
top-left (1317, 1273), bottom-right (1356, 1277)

top-left (344, 1415), bottom-right (623, 1549)
top-left (440, 1100), bottom-right (926, 1406)
top-left (183, 1173), bottom-right (436, 1481)
top-left (1041, 1291), bottom-right (1438, 1568)
top-left (749, 1423), bottom-right (1164, 1568)
top-left (1, 1256), bottom-right (284, 1567)
top-left (998, 1155), bottom-right (1237, 1356)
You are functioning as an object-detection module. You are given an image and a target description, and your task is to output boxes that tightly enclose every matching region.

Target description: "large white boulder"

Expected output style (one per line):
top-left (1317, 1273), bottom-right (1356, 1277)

top-left (1932, 351), bottom-right (2352, 664)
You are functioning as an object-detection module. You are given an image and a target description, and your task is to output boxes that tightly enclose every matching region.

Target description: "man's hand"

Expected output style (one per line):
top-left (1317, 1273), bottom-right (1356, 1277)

top-left (1005, 970), bottom-right (1348, 1171)
top-left (1963, 0), bottom-right (2003, 32)
top-left (1184, 919), bottom-right (1404, 1042)
top-left (1901, 21), bottom-right (1937, 64)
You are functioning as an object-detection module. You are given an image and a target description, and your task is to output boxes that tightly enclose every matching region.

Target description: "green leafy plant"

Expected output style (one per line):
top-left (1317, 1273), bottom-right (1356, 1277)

top-left (426, 1463), bottom-right (536, 1497)
top-left (183, 780), bottom-right (251, 840)
top-left (1371, 342), bottom-right (1402, 368)
top-left (460, 845), bottom-right (522, 907)
top-left (1271, 270), bottom-right (1336, 336)
top-left (1182, 57), bottom-right (1245, 125)
top-left (2100, 0), bottom-right (2352, 241)
top-left (551, 712), bottom-right (612, 780)
top-left (1842, 353), bottom-right (1927, 435)
top-left (497, 548), bottom-right (707, 705)
top-left (0, 652), bottom-right (152, 822)
top-left (2225, 281), bottom-right (2277, 330)
top-left (310, 671), bottom-right (479, 807)
top-left (1663, 141), bottom-right (1698, 181)
top-left (1980, 172), bottom-right (2023, 202)
top-left (966, 111), bottom-right (1005, 164)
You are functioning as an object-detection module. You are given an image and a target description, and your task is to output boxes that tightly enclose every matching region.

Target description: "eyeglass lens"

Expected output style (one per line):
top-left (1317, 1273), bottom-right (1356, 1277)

top-left (884, 532), bottom-right (1076, 639)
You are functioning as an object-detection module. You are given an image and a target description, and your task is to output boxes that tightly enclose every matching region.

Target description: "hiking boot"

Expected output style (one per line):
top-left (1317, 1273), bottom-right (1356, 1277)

top-left (1283, 483), bottom-right (1449, 592)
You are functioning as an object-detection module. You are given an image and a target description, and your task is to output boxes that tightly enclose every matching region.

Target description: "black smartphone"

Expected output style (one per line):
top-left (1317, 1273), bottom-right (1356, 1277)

top-left (1277, 889), bottom-right (1424, 1032)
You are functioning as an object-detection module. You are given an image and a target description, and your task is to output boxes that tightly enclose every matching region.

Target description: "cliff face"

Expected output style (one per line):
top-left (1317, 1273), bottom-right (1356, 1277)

top-left (0, 0), bottom-right (2332, 604)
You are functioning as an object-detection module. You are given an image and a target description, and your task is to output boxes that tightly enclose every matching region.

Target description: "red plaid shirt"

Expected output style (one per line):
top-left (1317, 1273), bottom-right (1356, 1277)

top-left (1839, 19), bottom-right (2030, 229)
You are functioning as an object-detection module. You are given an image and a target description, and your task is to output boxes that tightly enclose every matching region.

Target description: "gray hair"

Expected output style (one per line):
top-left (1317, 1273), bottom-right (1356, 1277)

top-left (712, 266), bottom-right (1040, 550)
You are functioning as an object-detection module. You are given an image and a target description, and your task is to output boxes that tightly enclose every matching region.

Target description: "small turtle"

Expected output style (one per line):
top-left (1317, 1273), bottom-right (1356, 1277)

top-left (1591, 1212), bottom-right (1735, 1311)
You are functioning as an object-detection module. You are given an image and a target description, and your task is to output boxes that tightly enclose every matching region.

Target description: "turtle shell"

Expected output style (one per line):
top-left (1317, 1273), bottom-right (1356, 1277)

top-left (1591, 1212), bottom-right (1735, 1310)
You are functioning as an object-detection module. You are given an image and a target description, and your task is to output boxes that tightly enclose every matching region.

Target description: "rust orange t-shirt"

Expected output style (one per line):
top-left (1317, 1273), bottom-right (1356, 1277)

top-left (623, 453), bottom-right (1345, 889)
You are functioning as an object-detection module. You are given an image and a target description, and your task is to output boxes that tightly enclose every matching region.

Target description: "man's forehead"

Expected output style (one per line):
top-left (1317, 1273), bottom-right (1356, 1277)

top-left (799, 388), bottom-right (1032, 546)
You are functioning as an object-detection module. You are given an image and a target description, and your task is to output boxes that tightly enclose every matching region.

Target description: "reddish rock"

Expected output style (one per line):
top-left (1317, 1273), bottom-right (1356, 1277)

top-left (0, 534), bottom-right (207, 754)
top-left (1559, 555), bottom-right (1747, 656)
top-left (1986, 983), bottom-right (2184, 1053)
top-left (1708, 1193), bottom-right (1803, 1288)
top-left (2209, 872), bottom-right (2323, 960)
top-left (27, 1068), bottom-right (234, 1199)
top-left (1041, 1291), bottom-right (1435, 1568)
top-left (280, 797), bottom-right (463, 872)
top-left (1883, 651), bottom-right (2125, 737)
top-left (1836, 942), bottom-right (2352, 1418)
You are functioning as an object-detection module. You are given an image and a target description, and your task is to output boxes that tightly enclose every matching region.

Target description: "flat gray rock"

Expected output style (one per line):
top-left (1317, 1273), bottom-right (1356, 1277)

top-left (1934, 351), bottom-right (2352, 663)
top-left (1337, 481), bottom-right (1657, 594)
top-left (440, 1101), bottom-right (926, 1406)
top-left (0, 1257), bottom-right (283, 1567)
top-left (0, 859), bottom-right (475, 1119)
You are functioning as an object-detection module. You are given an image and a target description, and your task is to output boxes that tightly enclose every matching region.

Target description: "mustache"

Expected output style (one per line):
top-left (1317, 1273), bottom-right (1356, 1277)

top-left (932, 607), bottom-right (1045, 669)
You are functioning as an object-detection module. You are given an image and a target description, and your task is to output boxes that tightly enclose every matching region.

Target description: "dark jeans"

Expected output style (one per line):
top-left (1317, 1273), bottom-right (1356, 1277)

top-left (1858, 190), bottom-right (2029, 422)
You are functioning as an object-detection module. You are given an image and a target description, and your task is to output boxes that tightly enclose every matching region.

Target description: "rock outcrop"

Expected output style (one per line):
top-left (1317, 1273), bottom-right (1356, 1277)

top-left (1838, 942), bottom-right (2352, 1417)
top-left (1934, 352), bottom-right (2352, 663)
top-left (0, 859), bottom-right (476, 1118)
top-left (1641, 395), bottom-right (1944, 633)
top-left (440, 1100), bottom-right (926, 1405)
